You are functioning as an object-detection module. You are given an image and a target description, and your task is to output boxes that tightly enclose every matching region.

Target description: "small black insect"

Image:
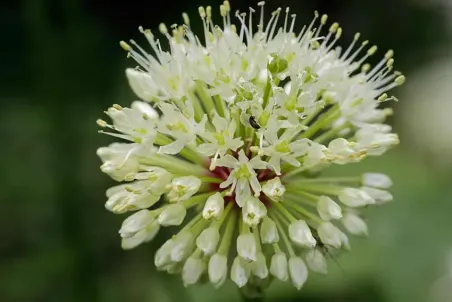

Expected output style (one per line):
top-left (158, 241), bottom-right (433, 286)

top-left (249, 116), bottom-right (261, 129)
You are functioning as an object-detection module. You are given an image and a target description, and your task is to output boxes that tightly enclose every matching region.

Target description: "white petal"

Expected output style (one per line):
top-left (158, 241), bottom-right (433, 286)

top-left (237, 233), bottom-right (257, 262)
top-left (270, 253), bottom-right (289, 281)
top-left (288, 220), bottom-right (317, 248)
top-left (196, 227), bottom-right (220, 255)
top-left (362, 173), bottom-right (393, 189)
top-left (230, 256), bottom-right (250, 287)
top-left (208, 254), bottom-right (228, 288)
top-left (305, 250), bottom-right (328, 274)
top-left (182, 257), bottom-right (205, 286)
top-left (289, 257), bottom-right (308, 290)
top-left (342, 212), bottom-right (368, 236)
top-left (317, 196), bottom-right (342, 221)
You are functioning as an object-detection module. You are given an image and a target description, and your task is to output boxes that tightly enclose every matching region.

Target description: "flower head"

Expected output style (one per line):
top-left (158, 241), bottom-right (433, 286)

top-left (97, 1), bottom-right (402, 293)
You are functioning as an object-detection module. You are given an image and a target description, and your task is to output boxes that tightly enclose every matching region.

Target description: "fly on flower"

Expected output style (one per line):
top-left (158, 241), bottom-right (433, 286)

top-left (96, 0), bottom-right (403, 294)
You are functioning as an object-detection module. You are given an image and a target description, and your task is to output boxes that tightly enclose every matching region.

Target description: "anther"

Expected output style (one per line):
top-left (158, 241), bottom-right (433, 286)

top-left (198, 6), bottom-right (206, 18)
top-left (329, 22), bottom-right (339, 33)
top-left (386, 58), bottom-right (394, 68)
top-left (223, 0), bottom-right (231, 11)
top-left (182, 12), bottom-right (190, 25)
top-left (378, 93), bottom-right (388, 102)
top-left (159, 23), bottom-right (168, 34)
top-left (361, 63), bottom-right (371, 73)
top-left (385, 49), bottom-right (394, 59)
top-left (96, 119), bottom-right (107, 127)
top-left (206, 6), bottom-right (212, 20)
top-left (395, 75), bottom-right (406, 86)
top-left (321, 14), bottom-right (328, 25)
top-left (367, 45), bottom-right (378, 56)
top-left (112, 104), bottom-right (123, 110)
top-left (335, 27), bottom-right (342, 39)
top-left (119, 41), bottom-right (132, 51)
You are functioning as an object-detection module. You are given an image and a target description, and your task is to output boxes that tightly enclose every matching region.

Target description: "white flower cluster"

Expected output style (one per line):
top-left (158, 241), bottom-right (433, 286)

top-left (97, 1), bottom-right (402, 292)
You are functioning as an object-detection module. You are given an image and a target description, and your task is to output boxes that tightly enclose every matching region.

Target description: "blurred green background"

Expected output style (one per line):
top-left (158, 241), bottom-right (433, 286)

top-left (2, 0), bottom-right (452, 301)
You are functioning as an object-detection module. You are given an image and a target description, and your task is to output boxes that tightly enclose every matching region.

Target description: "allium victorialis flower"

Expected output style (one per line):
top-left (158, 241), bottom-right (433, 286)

top-left (97, 1), bottom-right (403, 291)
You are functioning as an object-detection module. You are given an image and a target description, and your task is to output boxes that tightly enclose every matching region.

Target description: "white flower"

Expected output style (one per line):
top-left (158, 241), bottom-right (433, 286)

top-left (182, 256), bottom-right (206, 286)
top-left (105, 182), bottom-right (161, 214)
top-left (260, 217), bottom-right (279, 244)
top-left (158, 103), bottom-right (206, 154)
top-left (342, 212), bottom-right (368, 236)
top-left (208, 253), bottom-right (228, 288)
top-left (305, 250), bottom-right (328, 274)
top-left (126, 68), bottom-right (159, 102)
top-left (230, 256), bottom-right (251, 287)
top-left (167, 176), bottom-right (201, 202)
top-left (98, 1), bottom-right (402, 291)
top-left (289, 256), bottom-right (309, 290)
top-left (119, 210), bottom-right (160, 249)
top-left (327, 138), bottom-right (366, 164)
top-left (97, 143), bottom-right (149, 181)
top-left (158, 203), bottom-right (187, 226)
top-left (361, 186), bottom-right (393, 204)
top-left (237, 233), bottom-right (257, 262)
top-left (262, 122), bottom-right (311, 174)
top-left (171, 232), bottom-right (195, 262)
top-left (262, 177), bottom-right (286, 201)
top-left (202, 192), bottom-right (224, 220)
top-left (198, 113), bottom-right (243, 170)
top-left (362, 173), bottom-right (393, 189)
top-left (317, 196), bottom-right (342, 221)
top-left (339, 187), bottom-right (375, 207)
top-left (242, 196), bottom-right (267, 226)
top-left (155, 238), bottom-right (175, 268)
top-left (104, 101), bottom-right (158, 140)
top-left (318, 222), bottom-right (346, 248)
top-left (289, 220), bottom-right (317, 248)
top-left (196, 227), bottom-right (220, 256)
top-left (217, 150), bottom-right (267, 206)
top-left (252, 252), bottom-right (269, 279)
top-left (270, 253), bottom-right (289, 281)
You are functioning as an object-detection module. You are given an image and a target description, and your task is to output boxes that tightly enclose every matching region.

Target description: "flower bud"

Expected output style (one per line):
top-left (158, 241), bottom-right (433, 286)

top-left (252, 252), bottom-right (269, 279)
top-left (208, 253), bottom-right (228, 288)
top-left (260, 217), bottom-right (279, 244)
top-left (106, 183), bottom-right (160, 214)
top-left (317, 222), bottom-right (344, 248)
top-left (339, 188), bottom-right (374, 207)
top-left (167, 176), bottom-right (201, 202)
top-left (158, 203), bottom-right (187, 226)
top-left (182, 256), bottom-right (205, 286)
top-left (305, 250), bottom-right (327, 274)
top-left (242, 197), bottom-right (267, 226)
top-left (171, 232), bottom-right (195, 262)
top-left (361, 186), bottom-right (393, 204)
top-left (342, 212), bottom-right (368, 236)
top-left (270, 252), bottom-right (288, 281)
top-left (97, 143), bottom-right (140, 181)
top-left (230, 256), bottom-right (251, 287)
top-left (202, 192), bottom-right (224, 220)
top-left (237, 233), bottom-right (257, 261)
top-left (289, 256), bottom-right (308, 290)
top-left (119, 210), bottom-right (160, 249)
top-left (317, 196), bottom-right (342, 221)
top-left (362, 173), bottom-right (392, 189)
top-left (328, 138), bottom-right (359, 164)
top-left (288, 220), bottom-right (316, 248)
top-left (262, 177), bottom-right (286, 201)
top-left (196, 227), bottom-right (220, 255)
top-left (155, 238), bottom-right (174, 268)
